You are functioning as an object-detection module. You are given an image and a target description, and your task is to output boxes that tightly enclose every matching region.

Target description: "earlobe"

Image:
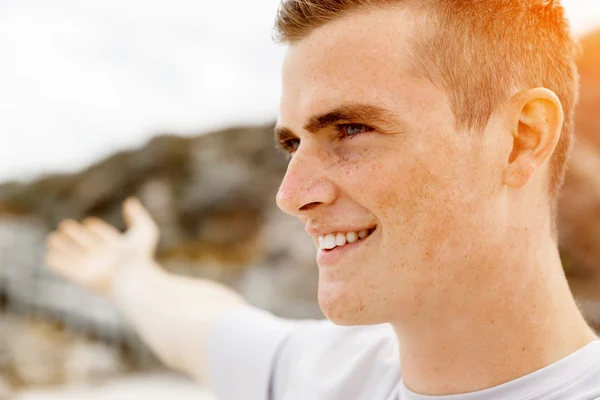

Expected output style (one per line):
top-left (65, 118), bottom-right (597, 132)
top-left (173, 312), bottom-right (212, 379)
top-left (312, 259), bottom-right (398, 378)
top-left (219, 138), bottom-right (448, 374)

top-left (503, 88), bottom-right (564, 188)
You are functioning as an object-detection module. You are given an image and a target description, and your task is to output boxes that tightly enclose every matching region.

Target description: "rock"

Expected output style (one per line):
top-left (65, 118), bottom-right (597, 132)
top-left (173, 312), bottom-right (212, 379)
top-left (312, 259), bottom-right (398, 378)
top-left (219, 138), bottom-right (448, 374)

top-left (63, 336), bottom-right (126, 385)
top-left (0, 375), bottom-right (13, 400)
top-left (7, 317), bottom-right (67, 387)
top-left (558, 28), bottom-right (600, 327)
top-left (0, 313), bottom-right (128, 390)
top-left (558, 140), bottom-right (600, 327)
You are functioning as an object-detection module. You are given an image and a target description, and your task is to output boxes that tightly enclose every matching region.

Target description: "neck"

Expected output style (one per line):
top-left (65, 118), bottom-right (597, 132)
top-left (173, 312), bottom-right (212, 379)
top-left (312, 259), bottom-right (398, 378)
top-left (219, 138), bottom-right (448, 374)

top-left (393, 235), bottom-right (598, 396)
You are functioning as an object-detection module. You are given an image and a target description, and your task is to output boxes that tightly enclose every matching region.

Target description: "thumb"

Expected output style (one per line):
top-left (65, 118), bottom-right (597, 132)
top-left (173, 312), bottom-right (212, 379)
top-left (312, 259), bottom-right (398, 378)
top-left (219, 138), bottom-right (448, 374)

top-left (123, 197), bottom-right (159, 248)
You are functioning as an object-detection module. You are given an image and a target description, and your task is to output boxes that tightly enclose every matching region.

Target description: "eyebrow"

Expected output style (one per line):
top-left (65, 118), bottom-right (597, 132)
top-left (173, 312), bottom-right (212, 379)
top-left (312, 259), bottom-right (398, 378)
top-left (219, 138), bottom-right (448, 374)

top-left (274, 103), bottom-right (400, 151)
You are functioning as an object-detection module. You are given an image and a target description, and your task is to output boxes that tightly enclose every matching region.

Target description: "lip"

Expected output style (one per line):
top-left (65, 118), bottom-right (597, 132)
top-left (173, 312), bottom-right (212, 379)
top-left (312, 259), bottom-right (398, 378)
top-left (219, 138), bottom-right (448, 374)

top-left (306, 225), bottom-right (378, 237)
top-left (317, 227), bottom-right (377, 267)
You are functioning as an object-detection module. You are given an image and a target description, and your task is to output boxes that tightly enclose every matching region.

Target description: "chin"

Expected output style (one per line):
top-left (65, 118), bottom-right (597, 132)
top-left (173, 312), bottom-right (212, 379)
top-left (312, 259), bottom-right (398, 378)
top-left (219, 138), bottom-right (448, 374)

top-left (318, 282), bottom-right (384, 326)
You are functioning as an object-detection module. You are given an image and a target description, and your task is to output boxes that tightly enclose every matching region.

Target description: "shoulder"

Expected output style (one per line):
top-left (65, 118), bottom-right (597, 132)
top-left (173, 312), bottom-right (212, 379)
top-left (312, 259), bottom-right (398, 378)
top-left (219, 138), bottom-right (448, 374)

top-left (273, 322), bottom-right (401, 400)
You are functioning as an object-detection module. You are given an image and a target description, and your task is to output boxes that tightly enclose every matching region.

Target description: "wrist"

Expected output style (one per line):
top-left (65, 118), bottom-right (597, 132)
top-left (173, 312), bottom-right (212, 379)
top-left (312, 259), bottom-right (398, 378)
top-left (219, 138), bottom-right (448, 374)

top-left (108, 256), bottom-right (164, 302)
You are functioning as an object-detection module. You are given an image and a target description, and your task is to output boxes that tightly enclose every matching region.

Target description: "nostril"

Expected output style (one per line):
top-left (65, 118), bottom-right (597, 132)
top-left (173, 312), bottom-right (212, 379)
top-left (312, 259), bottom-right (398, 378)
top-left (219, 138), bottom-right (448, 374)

top-left (299, 202), bottom-right (321, 212)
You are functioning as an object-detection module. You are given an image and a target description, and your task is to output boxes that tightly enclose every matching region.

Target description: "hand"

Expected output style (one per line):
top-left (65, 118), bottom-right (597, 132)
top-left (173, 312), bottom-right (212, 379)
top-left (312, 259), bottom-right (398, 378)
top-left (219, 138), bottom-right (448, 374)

top-left (45, 197), bottom-right (160, 296)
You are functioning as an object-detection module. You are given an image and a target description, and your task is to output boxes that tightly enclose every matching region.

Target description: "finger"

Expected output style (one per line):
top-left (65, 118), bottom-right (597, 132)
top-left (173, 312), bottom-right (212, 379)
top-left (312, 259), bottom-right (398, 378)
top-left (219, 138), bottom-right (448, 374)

top-left (57, 220), bottom-right (101, 249)
top-left (123, 197), bottom-right (155, 229)
top-left (123, 197), bottom-right (160, 247)
top-left (82, 217), bottom-right (120, 240)
top-left (45, 252), bottom-right (84, 276)
top-left (46, 231), bottom-right (85, 256)
top-left (123, 197), bottom-right (159, 235)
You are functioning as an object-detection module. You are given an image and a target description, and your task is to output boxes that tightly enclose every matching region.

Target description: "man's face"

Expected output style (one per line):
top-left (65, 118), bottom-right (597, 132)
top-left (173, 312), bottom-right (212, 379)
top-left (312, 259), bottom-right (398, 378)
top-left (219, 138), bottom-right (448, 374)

top-left (276, 7), bottom-right (507, 325)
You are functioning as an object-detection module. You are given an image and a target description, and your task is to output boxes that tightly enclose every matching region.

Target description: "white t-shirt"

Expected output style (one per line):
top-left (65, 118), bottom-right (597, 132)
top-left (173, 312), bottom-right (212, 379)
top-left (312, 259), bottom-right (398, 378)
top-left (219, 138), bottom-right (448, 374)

top-left (207, 307), bottom-right (600, 400)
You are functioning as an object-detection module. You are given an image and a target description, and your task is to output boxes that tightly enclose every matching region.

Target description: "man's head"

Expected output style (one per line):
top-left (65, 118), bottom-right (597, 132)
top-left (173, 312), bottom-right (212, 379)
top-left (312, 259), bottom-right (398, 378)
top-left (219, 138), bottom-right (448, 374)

top-left (273, 0), bottom-right (579, 325)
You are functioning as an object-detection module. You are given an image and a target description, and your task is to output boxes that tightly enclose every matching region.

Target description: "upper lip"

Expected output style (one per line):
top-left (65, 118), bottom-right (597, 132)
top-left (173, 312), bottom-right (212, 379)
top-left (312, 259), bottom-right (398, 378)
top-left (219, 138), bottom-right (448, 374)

top-left (305, 225), bottom-right (377, 237)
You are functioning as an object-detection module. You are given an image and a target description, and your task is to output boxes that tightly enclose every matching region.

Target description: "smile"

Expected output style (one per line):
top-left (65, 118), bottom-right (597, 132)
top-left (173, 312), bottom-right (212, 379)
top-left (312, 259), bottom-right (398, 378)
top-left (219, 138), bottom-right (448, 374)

top-left (318, 227), bottom-right (377, 251)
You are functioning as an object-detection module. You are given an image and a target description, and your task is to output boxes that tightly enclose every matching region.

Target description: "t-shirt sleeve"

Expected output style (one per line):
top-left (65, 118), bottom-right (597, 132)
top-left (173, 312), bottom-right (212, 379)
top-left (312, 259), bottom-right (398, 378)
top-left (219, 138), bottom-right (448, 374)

top-left (205, 305), bottom-right (309, 400)
top-left (270, 318), bottom-right (401, 400)
top-left (206, 305), bottom-right (401, 400)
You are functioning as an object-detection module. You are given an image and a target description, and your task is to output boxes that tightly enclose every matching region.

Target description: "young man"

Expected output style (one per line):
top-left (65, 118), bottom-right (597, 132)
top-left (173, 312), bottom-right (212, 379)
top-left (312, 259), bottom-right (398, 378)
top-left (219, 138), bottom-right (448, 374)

top-left (45, 0), bottom-right (600, 399)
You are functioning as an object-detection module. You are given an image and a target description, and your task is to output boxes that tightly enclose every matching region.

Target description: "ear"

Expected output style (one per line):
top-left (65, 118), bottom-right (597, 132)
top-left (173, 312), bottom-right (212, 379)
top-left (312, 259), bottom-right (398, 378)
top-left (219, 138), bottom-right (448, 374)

top-left (503, 88), bottom-right (564, 188)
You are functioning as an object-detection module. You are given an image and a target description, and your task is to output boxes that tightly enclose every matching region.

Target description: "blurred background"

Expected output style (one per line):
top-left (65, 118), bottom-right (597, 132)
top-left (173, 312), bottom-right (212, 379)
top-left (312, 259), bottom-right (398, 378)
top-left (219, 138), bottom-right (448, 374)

top-left (0, 0), bottom-right (599, 399)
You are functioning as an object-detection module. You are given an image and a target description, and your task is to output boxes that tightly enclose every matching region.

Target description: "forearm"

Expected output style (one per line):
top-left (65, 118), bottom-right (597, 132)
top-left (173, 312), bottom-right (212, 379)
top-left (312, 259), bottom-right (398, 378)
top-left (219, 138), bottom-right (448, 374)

top-left (109, 259), bottom-right (247, 383)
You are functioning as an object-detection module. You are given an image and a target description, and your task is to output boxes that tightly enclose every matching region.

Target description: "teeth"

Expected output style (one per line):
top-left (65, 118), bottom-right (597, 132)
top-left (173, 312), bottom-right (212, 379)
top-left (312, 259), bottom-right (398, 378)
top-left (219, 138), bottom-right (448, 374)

top-left (318, 236), bottom-right (326, 249)
top-left (335, 233), bottom-right (346, 247)
top-left (346, 231), bottom-right (358, 243)
top-left (317, 228), bottom-right (373, 250)
top-left (324, 233), bottom-right (337, 250)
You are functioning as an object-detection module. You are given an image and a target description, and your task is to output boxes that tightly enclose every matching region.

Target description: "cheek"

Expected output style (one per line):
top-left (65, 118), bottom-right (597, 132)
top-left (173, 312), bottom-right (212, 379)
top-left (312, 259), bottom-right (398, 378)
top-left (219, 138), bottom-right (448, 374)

top-left (336, 135), bottom-right (493, 256)
top-left (361, 144), bottom-right (479, 259)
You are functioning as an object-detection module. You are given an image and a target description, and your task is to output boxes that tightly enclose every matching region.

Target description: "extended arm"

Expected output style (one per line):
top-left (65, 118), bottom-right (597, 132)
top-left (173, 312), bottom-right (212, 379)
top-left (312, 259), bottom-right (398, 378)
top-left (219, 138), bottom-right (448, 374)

top-left (44, 198), bottom-right (247, 384)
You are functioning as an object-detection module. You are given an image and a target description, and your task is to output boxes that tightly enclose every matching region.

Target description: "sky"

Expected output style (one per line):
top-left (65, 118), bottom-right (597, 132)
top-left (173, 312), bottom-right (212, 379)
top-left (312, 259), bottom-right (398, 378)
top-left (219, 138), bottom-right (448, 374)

top-left (0, 0), bottom-right (598, 183)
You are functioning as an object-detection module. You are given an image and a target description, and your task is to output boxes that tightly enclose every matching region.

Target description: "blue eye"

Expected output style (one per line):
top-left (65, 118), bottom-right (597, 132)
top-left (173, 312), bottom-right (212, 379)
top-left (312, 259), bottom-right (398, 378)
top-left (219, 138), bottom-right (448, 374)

top-left (345, 124), bottom-right (367, 136)
top-left (337, 124), bottom-right (374, 142)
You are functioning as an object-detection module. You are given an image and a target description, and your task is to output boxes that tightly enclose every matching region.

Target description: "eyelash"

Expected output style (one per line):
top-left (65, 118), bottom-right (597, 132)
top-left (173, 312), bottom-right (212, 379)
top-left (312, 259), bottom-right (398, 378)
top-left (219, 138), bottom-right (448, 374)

top-left (336, 123), bottom-right (374, 143)
top-left (278, 123), bottom-right (374, 158)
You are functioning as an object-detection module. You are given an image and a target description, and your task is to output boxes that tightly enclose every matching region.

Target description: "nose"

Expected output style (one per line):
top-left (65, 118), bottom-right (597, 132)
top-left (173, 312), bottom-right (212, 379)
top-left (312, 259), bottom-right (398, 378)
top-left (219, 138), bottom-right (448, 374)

top-left (276, 146), bottom-right (337, 217)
